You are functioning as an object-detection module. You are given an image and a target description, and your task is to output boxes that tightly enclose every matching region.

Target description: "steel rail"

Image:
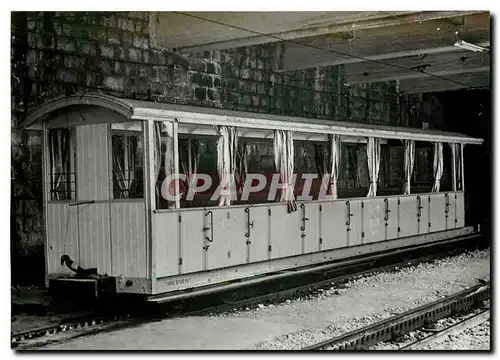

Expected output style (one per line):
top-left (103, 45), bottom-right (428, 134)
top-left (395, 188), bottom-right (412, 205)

top-left (302, 282), bottom-right (490, 350)
top-left (400, 309), bottom-right (490, 350)
top-left (12, 234), bottom-right (485, 350)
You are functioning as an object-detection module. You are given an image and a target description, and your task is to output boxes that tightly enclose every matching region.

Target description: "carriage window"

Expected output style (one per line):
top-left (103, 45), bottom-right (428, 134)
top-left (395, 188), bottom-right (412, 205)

top-left (111, 128), bottom-right (144, 199)
top-left (178, 135), bottom-right (218, 208)
top-left (48, 128), bottom-right (75, 201)
top-left (295, 141), bottom-right (320, 199)
top-left (239, 138), bottom-right (276, 204)
top-left (413, 144), bottom-right (433, 189)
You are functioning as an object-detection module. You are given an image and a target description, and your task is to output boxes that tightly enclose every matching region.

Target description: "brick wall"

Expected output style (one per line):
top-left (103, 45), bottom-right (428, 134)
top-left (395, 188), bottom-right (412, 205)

top-left (11, 11), bottom-right (402, 282)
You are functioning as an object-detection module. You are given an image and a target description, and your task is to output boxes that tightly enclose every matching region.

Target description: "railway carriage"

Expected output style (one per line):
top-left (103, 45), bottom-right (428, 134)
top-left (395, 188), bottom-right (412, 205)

top-left (22, 93), bottom-right (483, 302)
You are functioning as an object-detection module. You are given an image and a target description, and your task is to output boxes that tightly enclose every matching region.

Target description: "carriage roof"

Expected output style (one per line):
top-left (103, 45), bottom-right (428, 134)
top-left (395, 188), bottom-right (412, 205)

top-left (21, 93), bottom-right (483, 145)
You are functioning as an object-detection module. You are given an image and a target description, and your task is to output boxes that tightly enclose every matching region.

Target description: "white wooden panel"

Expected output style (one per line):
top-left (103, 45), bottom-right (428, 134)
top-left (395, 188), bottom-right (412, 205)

top-left (429, 193), bottom-right (446, 233)
top-left (347, 200), bottom-right (362, 246)
top-left (303, 203), bottom-right (320, 254)
top-left (269, 205), bottom-right (302, 259)
top-left (445, 192), bottom-right (456, 230)
top-left (179, 210), bottom-right (205, 274)
top-left (46, 204), bottom-right (79, 275)
top-left (247, 206), bottom-right (270, 263)
top-left (206, 208), bottom-right (247, 270)
top-left (455, 192), bottom-right (465, 228)
top-left (418, 195), bottom-right (429, 235)
top-left (110, 202), bottom-right (147, 277)
top-left (154, 212), bottom-right (180, 278)
top-left (78, 203), bottom-right (111, 275)
top-left (399, 196), bottom-right (418, 238)
top-left (76, 124), bottom-right (109, 201)
top-left (385, 198), bottom-right (399, 240)
top-left (320, 201), bottom-right (348, 250)
top-left (362, 198), bottom-right (385, 244)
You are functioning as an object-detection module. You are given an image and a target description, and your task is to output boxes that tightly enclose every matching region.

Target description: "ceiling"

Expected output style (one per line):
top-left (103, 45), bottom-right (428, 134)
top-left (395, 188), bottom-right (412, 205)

top-left (151, 11), bottom-right (491, 94)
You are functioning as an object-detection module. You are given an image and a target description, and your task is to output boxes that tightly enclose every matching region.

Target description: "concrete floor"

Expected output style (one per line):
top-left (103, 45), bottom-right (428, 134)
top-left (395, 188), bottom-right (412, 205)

top-left (41, 250), bottom-right (490, 350)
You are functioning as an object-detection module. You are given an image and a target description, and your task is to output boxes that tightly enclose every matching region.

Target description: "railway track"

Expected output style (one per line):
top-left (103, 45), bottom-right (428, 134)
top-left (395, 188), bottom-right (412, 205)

top-left (302, 282), bottom-right (490, 351)
top-left (12, 234), bottom-right (486, 350)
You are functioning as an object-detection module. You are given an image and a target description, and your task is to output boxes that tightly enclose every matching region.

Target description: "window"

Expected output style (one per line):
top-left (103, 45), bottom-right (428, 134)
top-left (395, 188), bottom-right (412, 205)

top-left (295, 141), bottom-right (321, 199)
top-left (48, 128), bottom-right (75, 201)
top-left (178, 135), bottom-right (219, 208)
top-left (413, 145), bottom-right (433, 186)
top-left (240, 138), bottom-right (276, 203)
top-left (111, 129), bottom-right (144, 199)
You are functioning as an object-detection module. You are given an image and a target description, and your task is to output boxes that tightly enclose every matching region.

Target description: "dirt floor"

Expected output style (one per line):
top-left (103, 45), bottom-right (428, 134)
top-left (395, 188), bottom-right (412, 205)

top-left (33, 248), bottom-right (489, 350)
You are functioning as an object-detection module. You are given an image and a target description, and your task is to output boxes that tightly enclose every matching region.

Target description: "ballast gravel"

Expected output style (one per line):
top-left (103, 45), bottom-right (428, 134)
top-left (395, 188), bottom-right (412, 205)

top-left (239, 248), bottom-right (490, 350)
top-left (38, 247), bottom-right (490, 350)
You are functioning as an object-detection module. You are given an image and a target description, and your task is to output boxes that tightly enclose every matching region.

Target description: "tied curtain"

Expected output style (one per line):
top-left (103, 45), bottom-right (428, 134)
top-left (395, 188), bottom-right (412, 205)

top-left (112, 135), bottom-right (128, 199)
top-left (154, 121), bottom-right (174, 207)
top-left (216, 126), bottom-right (238, 206)
top-left (328, 134), bottom-right (341, 199)
top-left (274, 130), bottom-right (297, 212)
top-left (431, 142), bottom-right (444, 192)
top-left (366, 137), bottom-right (381, 197)
top-left (450, 143), bottom-right (463, 191)
top-left (403, 140), bottom-right (416, 195)
top-left (235, 141), bottom-right (248, 196)
top-left (314, 134), bottom-right (341, 199)
top-left (179, 138), bottom-right (200, 197)
top-left (49, 129), bottom-right (71, 200)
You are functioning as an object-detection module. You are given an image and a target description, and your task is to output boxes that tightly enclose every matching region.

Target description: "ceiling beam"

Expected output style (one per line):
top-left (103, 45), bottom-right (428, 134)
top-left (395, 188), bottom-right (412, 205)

top-left (279, 41), bottom-right (490, 69)
top-left (280, 12), bottom-right (490, 71)
top-left (399, 72), bottom-right (490, 94)
top-left (346, 66), bottom-right (489, 85)
top-left (345, 50), bottom-right (490, 83)
top-left (175, 11), bottom-right (482, 52)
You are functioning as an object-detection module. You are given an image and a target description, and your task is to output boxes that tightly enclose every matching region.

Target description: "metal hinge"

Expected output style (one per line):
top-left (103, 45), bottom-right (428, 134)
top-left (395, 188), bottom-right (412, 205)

top-left (398, 199), bottom-right (401, 205)
top-left (178, 215), bottom-right (182, 223)
top-left (397, 227), bottom-right (401, 232)
top-left (429, 222), bottom-right (432, 228)
top-left (362, 232), bottom-right (365, 238)
top-left (179, 257), bottom-right (183, 265)
top-left (268, 245), bottom-right (272, 252)
top-left (268, 209), bottom-right (271, 216)
top-left (361, 202), bottom-right (364, 208)
top-left (319, 205), bottom-right (322, 212)
top-left (319, 238), bottom-right (323, 245)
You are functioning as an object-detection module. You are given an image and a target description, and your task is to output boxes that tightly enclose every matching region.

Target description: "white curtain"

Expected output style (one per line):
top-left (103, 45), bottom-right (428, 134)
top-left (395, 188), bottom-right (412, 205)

top-left (216, 126), bottom-right (238, 206)
top-left (431, 142), bottom-right (444, 192)
top-left (49, 129), bottom-right (71, 200)
top-left (366, 137), bottom-right (381, 197)
top-left (452, 143), bottom-right (463, 190)
top-left (274, 130), bottom-right (296, 212)
top-left (403, 140), bottom-right (416, 195)
top-left (327, 134), bottom-right (341, 199)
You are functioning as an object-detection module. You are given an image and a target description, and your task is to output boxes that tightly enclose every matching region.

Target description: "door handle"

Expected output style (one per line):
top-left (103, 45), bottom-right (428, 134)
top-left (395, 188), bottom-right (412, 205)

top-left (244, 207), bottom-right (253, 241)
top-left (346, 201), bottom-right (354, 226)
top-left (69, 200), bottom-right (95, 207)
top-left (300, 204), bottom-right (309, 231)
top-left (204, 211), bottom-right (214, 243)
top-left (416, 196), bottom-right (423, 217)
top-left (384, 198), bottom-right (391, 222)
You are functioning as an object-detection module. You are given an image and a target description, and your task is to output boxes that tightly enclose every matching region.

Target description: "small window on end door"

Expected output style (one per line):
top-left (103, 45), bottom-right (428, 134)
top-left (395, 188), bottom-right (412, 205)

top-left (111, 130), bottom-right (144, 199)
top-left (48, 128), bottom-right (75, 201)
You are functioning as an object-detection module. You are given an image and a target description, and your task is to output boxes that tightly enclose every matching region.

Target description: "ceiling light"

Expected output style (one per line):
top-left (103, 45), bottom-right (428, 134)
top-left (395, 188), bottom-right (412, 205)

top-left (454, 40), bottom-right (488, 53)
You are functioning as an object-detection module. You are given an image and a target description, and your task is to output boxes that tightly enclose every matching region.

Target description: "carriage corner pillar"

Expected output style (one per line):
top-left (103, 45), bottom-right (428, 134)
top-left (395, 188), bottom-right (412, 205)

top-left (144, 120), bottom-right (156, 288)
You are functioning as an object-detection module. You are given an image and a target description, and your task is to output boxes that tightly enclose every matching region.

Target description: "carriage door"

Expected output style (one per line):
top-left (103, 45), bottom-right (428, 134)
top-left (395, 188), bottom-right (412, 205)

top-left (74, 124), bottom-right (112, 274)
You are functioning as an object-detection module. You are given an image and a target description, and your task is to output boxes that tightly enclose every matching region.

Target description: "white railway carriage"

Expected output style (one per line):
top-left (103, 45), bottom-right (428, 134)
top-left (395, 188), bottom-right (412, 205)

top-left (22, 93), bottom-right (483, 301)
